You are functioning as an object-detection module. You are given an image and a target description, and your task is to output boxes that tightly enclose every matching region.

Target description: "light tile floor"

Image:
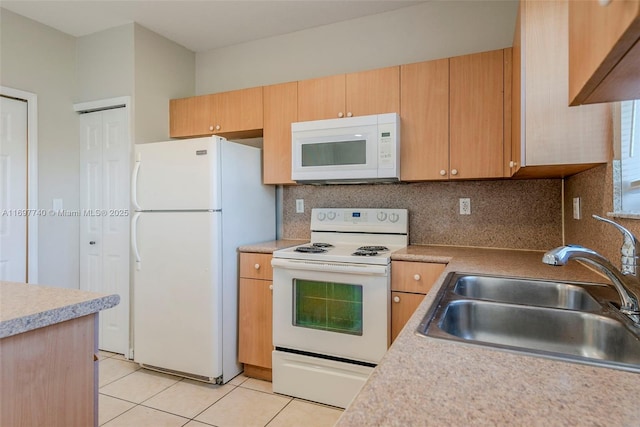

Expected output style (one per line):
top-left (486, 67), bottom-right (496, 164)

top-left (98, 351), bottom-right (343, 427)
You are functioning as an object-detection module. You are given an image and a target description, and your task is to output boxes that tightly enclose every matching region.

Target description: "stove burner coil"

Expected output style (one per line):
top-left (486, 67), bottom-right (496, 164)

top-left (357, 246), bottom-right (389, 252)
top-left (312, 242), bottom-right (334, 248)
top-left (352, 250), bottom-right (380, 256)
top-left (294, 246), bottom-right (327, 254)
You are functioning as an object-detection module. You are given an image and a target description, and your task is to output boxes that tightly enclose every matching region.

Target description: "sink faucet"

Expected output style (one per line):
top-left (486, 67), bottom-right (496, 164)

top-left (542, 215), bottom-right (640, 324)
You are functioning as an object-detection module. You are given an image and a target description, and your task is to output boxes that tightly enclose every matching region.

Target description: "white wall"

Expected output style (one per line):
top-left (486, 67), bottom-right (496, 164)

top-left (76, 24), bottom-right (135, 103)
top-left (1, 9), bottom-right (80, 288)
top-left (196, 1), bottom-right (518, 94)
top-left (134, 24), bottom-right (195, 143)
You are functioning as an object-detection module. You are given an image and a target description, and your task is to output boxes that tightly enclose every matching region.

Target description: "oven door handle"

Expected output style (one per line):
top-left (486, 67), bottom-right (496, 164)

top-left (271, 258), bottom-right (388, 276)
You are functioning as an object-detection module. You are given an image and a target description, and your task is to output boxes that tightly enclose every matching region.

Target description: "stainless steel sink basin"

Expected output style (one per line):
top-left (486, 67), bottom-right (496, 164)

top-left (452, 275), bottom-right (602, 311)
top-left (418, 272), bottom-right (640, 372)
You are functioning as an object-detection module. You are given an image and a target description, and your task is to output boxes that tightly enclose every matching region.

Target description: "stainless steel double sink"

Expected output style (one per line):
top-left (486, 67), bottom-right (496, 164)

top-left (417, 273), bottom-right (640, 372)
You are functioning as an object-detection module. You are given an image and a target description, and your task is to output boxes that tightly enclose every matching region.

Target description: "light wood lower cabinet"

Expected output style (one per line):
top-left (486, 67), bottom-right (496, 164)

top-left (1, 314), bottom-right (98, 427)
top-left (238, 252), bottom-right (273, 381)
top-left (390, 261), bottom-right (446, 343)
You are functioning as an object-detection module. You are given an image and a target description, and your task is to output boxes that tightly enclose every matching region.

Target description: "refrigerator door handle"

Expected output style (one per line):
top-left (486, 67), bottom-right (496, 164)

top-left (131, 212), bottom-right (142, 267)
top-left (131, 159), bottom-right (142, 211)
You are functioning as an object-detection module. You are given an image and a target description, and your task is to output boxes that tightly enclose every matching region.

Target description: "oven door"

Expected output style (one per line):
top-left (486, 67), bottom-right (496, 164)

top-left (271, 258), bottom-right (390, 364)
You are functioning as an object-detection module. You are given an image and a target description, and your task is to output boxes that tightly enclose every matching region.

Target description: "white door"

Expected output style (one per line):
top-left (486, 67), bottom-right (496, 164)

top-left (80, 107), bottom-right (130, 355)
top-left (0, 96), bottom-right (28, 282)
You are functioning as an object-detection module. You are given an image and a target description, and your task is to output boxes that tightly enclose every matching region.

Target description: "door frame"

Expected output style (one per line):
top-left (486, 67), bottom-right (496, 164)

top-left (1, 86), bottom-right (39, 284)
top-left (74, 96), bottom-right (133, 358)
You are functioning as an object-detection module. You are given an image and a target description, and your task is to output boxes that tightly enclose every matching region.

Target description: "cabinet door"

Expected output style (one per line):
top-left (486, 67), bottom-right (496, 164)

top-left (346, 66), bottom-right (400, 117)
top-left (569, 0), bottom-right (640, 105)
top-left (213, 87), bottom-right (263, 134)
top-left (520, 0), bottom-right (610, 170)
top-left (297, 74), bottom-right (346, 121)
top-left (263, 82), bottom-right (297, 185)
top-left (169, 95), bottom-right (214, 138)
top-left (400, 59), bottom-right (449, 181)
top-left (450, 49), bottom-right (505, 180)
top-left (391, 291), bottom-right (426, 343)
top-left (238, 278), bottom-right (273, 369)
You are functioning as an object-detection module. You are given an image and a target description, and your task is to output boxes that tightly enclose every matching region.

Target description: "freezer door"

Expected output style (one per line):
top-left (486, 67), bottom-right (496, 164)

top-left (133, 211), bottom-right (222, 379)
top-left (133, 137), bottom-right (221, 210)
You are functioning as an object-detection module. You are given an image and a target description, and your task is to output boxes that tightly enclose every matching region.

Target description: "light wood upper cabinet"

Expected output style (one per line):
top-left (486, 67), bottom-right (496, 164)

top-left (569, 0), bottom-right (640, 106)
top-left (169, 95), bottom-right (213, 138)
top-left (400, 58), bottom-right (450, 181)
top-left (450, 49), bottom-right (506, 180)
top-left (169, 87), bottom-right (263, 139)
top-left (263, 82), bottom-right (297, 185)
top-left (510, 0), bottom-right (611, 178)
top-left (297, 66), bottom-right (400, 122)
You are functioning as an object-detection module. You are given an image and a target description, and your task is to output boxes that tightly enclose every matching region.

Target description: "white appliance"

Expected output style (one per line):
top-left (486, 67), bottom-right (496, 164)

top-left (291, 113), bottom-right (400, 184)
top-left (131, 136), bottom-right (275, 384)
top-left (271, 208), bottom-right (408, 408)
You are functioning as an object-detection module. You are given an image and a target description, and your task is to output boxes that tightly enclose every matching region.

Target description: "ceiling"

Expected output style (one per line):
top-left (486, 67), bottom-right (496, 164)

top-left (1, 1), bottom-right (426, 52)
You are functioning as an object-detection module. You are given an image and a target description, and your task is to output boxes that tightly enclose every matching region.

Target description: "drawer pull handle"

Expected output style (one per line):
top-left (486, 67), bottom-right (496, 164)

top-left (393, 296), bottom-right (400, 303)
top-left (254, 263), bottom-right (260, 270)
top-left (414, 274), bottom-right (421, 281)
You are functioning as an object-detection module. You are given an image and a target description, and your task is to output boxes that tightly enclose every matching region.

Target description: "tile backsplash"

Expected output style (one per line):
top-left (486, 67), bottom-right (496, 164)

top-left (282, 179), bottom-right (563, 251)
top-left (564, 163), bottom-right (640, 266)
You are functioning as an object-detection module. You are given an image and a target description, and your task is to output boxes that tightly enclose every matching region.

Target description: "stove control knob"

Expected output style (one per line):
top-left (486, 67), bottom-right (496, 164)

top-left (389, 213), bottom-right (400, 223)
top-left (317, 212), bottom-right (326, 221)
top-left (327, 211), bottom-right (336, 220)
top-left (377, 212), bottom-right (388, 222)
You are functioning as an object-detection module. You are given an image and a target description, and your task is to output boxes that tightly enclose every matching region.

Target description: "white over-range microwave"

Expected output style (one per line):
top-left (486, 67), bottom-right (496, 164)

top-left (291, 113), bottom-right (400, 184)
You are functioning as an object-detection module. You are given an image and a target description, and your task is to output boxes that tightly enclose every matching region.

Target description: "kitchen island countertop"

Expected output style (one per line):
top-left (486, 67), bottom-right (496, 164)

top-left (337, 245), bottom-right (640, 426)
top-left (0, 281), bottom-right (120, 339)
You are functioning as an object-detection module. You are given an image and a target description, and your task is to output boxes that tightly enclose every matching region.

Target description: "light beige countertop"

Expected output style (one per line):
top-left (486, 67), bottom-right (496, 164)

top-left (238, 239), bottom-right (308, 254)
top-left (337, 245), bottom-right (640, 426)
top-left (0, 281), bottom-right (120, 339)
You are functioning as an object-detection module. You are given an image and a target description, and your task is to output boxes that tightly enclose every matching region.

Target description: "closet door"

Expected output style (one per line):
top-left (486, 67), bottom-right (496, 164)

top-left (79, 107), bottom-right (130, 355)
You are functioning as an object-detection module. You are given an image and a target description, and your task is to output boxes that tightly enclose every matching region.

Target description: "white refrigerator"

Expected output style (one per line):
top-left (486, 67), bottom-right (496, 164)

top-left (131, 136), bottom-right (275, 383)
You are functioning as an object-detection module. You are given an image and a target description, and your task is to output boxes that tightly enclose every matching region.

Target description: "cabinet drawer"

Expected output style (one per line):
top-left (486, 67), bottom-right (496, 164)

top-left (240, 253), bottom-right (273, 280)
top-left (391, 261), bottom-right (446, 293)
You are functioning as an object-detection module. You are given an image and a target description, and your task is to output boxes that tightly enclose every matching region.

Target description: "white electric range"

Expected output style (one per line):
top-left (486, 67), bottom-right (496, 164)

top-left (271, 208), bottom-right (408, 408)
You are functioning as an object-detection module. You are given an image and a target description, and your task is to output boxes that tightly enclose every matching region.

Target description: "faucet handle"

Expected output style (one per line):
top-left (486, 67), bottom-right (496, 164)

top-left (593, 214), bottom-right (639, 275)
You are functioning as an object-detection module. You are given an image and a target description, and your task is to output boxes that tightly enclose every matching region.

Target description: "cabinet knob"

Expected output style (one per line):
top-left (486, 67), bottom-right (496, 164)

top-left (451, 169), bottom-right (458, 176)
top-left (209, 125), bottom-right (214, 131)
top-left (338, 112), bottom-right (344, 118)
top-left (254, 263), bottom-right (260, 270)
top-left (598, 0), bottom-right (612, 5)
top-left (393, 296), bottom-right (400, 303)
top-left (439, 170), bottom-right (447, 176)
top-left (414, 274), bottom-right (421, 281)
top-left (215, 125), bottom-right (221, 131)
top-left (269, 284), bottom-right (273, 291)
top-left (346, 112), bottom-right (353, 117)
top-left (509, 161), bottom-right (517, 168)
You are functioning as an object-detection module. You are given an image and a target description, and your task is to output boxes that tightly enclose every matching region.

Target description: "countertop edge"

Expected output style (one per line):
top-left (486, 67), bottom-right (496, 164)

top-left (0, 293), bottom-right (120, 339)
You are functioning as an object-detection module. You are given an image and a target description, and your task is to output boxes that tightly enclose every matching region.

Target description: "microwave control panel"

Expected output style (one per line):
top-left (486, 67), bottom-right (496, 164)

top-left (377, 120), bottom-right (397, 170)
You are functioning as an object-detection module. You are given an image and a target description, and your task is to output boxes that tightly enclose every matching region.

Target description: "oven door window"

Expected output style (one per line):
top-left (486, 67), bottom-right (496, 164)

top-left (293, 279), bottom-right (363, 336)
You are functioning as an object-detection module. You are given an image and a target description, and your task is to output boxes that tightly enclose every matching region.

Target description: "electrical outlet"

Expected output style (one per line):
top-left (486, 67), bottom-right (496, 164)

top-left (459, 198), bottom-right (471, 215)
top-left (296, 199), bottom-right (304, 213)
top-left (573, 197), bottom-right (581, 220)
